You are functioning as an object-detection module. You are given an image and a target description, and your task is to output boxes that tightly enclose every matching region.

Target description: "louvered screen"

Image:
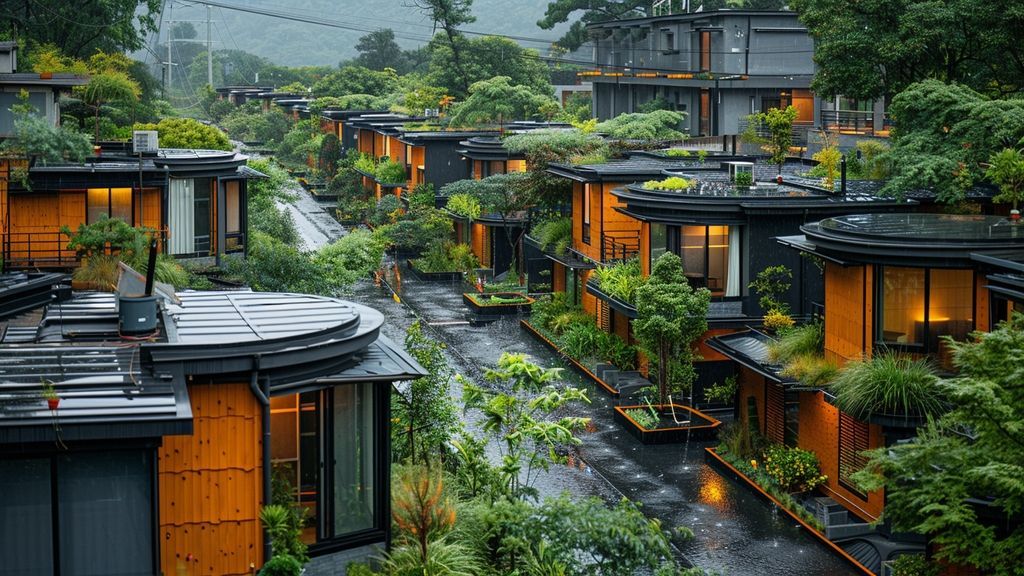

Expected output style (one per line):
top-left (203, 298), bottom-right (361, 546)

top-left (838, 412), bottom-right (869, 497)
top-left (765, 382), bottom-right (786, 444)
top-left (599, 301), bottom-right (611, 332)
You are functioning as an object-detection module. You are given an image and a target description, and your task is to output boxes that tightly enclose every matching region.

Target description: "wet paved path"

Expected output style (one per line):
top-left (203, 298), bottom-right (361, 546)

top-left (286, 193), bottom-right (858, 574)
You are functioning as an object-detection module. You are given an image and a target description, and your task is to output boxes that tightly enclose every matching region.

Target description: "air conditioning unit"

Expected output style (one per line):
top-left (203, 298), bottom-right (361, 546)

top-left (132, 130), bottom-right (159, 154)
top-left (424, 108), bottom-right (440, 118)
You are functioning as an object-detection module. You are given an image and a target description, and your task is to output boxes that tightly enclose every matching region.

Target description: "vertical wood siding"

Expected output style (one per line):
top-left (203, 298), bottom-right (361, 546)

top-left (158, 382), bottom-right (263, 576)
top-left (824, 263), bottom-right (872, 363)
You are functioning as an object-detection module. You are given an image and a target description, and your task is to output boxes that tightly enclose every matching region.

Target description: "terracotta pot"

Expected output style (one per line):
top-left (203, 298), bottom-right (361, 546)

top-left (39, 71), bottom-right (52, 79)
top-left (47, 397), bottom-right (60, 410)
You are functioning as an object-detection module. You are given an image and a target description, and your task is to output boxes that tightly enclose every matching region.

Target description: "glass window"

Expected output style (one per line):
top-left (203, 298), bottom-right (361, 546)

top-left (58, 451), bottom-right (153, 576)
top-left (333, 382), bottom-right (375, 535)
top-left (672, 225), bottom-right (738, 297)
top-left (271, 385), bottom-right (382, 546)
top-left (110, 188), bottom-right (132, 222)
top-left (649, 223), bottom-right (667, 272)
top-left (880, 266), bottom-right (925, 346)
top-left (87, 188), bottom-right (133, 223)
top-left (878, 267), bottom-right (974, 353)
top-left (0, 458), bottom-right (53, 576)
top-left (582, 184), bottom-right (591, 244)
top-left (681, 226), bottom-right (707, 287)
top-left (0, 451), bottom-right (154, 576)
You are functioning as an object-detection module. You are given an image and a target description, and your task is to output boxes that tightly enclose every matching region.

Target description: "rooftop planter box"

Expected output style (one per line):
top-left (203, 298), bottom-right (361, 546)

top-left (613, 404), bottom-right (721, 444)
top-left (406, 259), bottom-right (466, 283)
top-left (462, 292), bottom-right (534, 316)
top-left (585, 279), bottom-right (638, 318)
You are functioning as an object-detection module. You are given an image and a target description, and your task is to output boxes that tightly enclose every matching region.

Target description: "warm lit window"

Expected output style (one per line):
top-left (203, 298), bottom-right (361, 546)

top-left (677, 225), bottom-right (740, 297)
top-left (270, 384), bottom-right (381, 546)
top-left (877, 266), bottom-right (974, 352)
top-left (87, 188), bottom-right (132, 223)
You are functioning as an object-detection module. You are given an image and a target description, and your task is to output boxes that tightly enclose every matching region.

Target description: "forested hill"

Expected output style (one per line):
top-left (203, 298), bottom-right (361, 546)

top-left (166, 0), bottom-right (566, 67)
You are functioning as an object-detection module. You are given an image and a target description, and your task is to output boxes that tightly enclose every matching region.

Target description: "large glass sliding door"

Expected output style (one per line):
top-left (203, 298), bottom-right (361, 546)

top-left (270, 383), bottom-right (383, 549)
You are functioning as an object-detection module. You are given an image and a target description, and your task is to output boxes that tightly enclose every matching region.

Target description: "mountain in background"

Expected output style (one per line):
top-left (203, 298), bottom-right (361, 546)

top-left (157, 0), bottom-right (568, 69)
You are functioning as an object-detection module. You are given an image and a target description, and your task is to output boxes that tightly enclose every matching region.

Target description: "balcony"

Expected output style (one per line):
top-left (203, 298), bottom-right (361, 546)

top-left (3, 228), bottom-right (171, 270)
top-left (819, 110), bottom-right (890, 137)
top-left (601, 230), bottom-right (640, 264)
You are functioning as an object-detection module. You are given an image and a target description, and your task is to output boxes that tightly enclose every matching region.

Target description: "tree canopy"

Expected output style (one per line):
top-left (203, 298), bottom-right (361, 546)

top-left (447, 76), bottom-right (557, 129)
top-left (428, 35), bottom-right (552, 98)
top-left (880, 80), bottom-right (1024, 204)
top-left (0, 0), bottom-right (161, 57)
top-left (311, 65), bottom-right (401, 98)
top-left (537, 1), bottom-right (649, 52)
top-left (854, 315), bottom-right (1024, 574)
top-left (633, 252), bottom-right (710, 407)
top-left (792, 0), bottom-right (1024, 100)
top-left (594, 110), bottom-right (686, 141)
top-left (134, 118), bottom-right (231, 151)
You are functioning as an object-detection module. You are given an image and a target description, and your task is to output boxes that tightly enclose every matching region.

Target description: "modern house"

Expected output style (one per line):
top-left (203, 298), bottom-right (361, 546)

top-left (0, 273), bottom-right (425, 576)
top-left (544, 153), bottom-right (913, 394)
top-left (708, 212), bottom-right (1024, 573)
top-left (585, 9), bottom-right (888, 137)
top-left (0, 42), bottom-right (88, 138)
top-left (0, 145), bottom-right (257, 269)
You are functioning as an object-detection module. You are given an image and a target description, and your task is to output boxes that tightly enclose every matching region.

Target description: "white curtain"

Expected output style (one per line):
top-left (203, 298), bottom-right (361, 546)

top-left (725, 226), bottom-right (741, 297)
top-left (168, 178), bottom-right (195, 255)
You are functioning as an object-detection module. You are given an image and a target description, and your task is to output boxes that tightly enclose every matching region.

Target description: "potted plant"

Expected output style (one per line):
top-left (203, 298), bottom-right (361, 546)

top-left (42, 379), bottom-right (59, 410)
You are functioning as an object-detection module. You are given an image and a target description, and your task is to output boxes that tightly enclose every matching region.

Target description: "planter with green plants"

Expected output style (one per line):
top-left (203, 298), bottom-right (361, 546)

top-left (614, 400), bottom-right (721, 444)
top-left (586, 258), bottom-right (644, 317)
top-left (829, 352), bottom-right (946, 428)
top-left (41, 379), bottom-right (60, 411)
top-left (463, 291), bottom-right (535, 316)
top-left (407, 242), bottom-right (479, 281)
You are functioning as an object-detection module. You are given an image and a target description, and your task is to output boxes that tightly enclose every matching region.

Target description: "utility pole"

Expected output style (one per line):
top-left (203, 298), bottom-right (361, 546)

top-left (165, 2), bottom-right (174, 96)
top-left (206, 4), bottom-right (213, 86)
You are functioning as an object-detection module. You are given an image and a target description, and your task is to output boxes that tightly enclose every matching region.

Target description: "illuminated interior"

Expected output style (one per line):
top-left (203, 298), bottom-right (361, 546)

top-left (650, 224), bottom-right (740, 297)
top-left (879, 266), bottom-right (973, 350)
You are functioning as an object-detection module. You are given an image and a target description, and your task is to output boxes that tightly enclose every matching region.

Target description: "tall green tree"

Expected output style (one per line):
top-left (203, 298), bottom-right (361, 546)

top-left (80, 70), bottom-right (140, 140)
top-left (633, 252), bottom-right (710, 407)
top-left (854, 315), bottom-right (1024, 574)
top-left (411, 0), bottom-right (476, 94)
top-left (310, 65), bottom-right (399, 98)
top-left (353, 29), bottom-right (404, 71)
top-left (0, 0), bottom-right (161, 57)
top-left (537, 1), bottom-right (650, 52)
top-left (986, 147), bottom-right (1024, 212)
top-left (429, 35), bottom-right (552, 98)
top-left (791, 0), bottom-right (1024, 100)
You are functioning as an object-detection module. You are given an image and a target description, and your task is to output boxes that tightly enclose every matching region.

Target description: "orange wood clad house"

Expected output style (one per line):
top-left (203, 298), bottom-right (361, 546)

top-left (708, 212), bottom-right (1024, 569)
top-left (0, 148), bottom-right (255, 271)
top-left (579, 153), bottom-right (913, 397)
top-left (0, 283), bottom-right (424, 576)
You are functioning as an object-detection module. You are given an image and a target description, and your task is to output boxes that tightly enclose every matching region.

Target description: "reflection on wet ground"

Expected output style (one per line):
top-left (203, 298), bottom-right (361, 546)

top-left (343, 257), bottom-right (859, 575)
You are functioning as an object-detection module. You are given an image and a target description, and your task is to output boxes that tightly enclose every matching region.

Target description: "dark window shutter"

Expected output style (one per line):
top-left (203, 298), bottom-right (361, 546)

top-left (766, 382), bottom-right (786, 445)
top-left (838, 412), bottom-right (870, 498)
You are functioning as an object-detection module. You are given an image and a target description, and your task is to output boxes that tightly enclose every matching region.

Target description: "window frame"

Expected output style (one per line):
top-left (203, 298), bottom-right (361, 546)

top-left (874, 265), bottom-right (976, 354)
top-left (270, 383), bottom-right (390, 556)
top-left (581, 183), bottom-right (592, 245)
top-left (0, 445), bottom-right (160, 576)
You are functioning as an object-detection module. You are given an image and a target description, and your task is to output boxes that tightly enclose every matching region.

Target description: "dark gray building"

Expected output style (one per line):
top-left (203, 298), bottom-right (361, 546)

top-left (587, 9), bottom-right (819, 135)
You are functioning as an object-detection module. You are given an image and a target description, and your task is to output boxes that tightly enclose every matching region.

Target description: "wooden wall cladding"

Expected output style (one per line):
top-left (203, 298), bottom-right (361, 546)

top-left (158, 382), bottom-right (263, 576)
top-left (824, 263), bottom-right (872, 363)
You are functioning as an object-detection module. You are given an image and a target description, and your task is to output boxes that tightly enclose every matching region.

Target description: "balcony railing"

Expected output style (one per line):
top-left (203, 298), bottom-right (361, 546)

top-left (819, 110), bottom-right (890, 136)
top-left (3, 228), bottom-right (170, 270)
top-left (601, 230), bottom-right (640, 263)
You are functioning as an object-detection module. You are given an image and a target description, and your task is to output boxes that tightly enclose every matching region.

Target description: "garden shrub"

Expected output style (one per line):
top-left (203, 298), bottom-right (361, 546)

top-left (369, 195), bottom-right (402, 226)
top-left (830, 352), bottom-right (945, 419)
top-left (375, 158), bottom-right (408, 185)
top-left (761, 444), bottom-right (828, 493)
top-left (595, 110), bottom-right (685, 141)
top-left (560, 320), bottom-right (606, 361)
top-left (134, 117), bottom-right (231, 151)
top-left (591, 258), bottom-right (644, 304)
top-left (642, 176), bottom-right (694, 191)
top-left (444, 193), bottom-right (481, 220)
top-left (530, 216), bottom-right (572, 256)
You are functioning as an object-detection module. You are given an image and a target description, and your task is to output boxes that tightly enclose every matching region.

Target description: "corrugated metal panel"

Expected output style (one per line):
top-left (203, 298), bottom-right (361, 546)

top-left (158, 382), bottom-right (263, 576)
top-left (168, 178), bottom-right (194, 255)
top-left (766, 382), bottom-right (785, 445)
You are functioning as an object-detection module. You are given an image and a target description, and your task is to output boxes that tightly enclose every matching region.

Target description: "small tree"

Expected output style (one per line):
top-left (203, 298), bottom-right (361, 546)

top-left (79, 70), bottom-right (140, 140)
top-left (461, 353), bottom-right (590, 500)
top-left (392, 321), bottom-right (459, 464)
top-left (749, 264), bottom-right (793, 315)
top-left (391, 464), bottom-right (457, 565)
top-left (633, 252), bottom-right (710, 407)
top-left (317, 133), bottom-right (341, 178)
top-left (1, 97), bottom-right (91, 165)
top-left (743, 105), bottom-right (799, 175)
top-left (986, 147), bottom-right (1024, 211)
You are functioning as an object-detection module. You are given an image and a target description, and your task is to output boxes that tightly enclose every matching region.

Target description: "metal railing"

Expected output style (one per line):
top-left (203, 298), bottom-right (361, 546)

top-left (601, 230), bottom-right (640, 263)
top-left (737, 119), bottom-right (814, 147)
top-left (819, 110), bottom-right (890, 136)
top-left (3, 228), bottom-right (170, 270)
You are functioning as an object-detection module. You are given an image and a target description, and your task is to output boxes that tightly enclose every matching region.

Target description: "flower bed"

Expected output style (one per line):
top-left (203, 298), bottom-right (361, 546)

top-left (462, 292), bottom-right (535, 316)
top-left (704, 447), bottom-right (876, 576)
top-left (613, 404), bottom-right (721, 444)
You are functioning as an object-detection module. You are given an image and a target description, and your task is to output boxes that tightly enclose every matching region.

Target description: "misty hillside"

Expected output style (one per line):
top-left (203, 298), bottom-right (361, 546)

top-left (164, 0), bottom-right (568, 67)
